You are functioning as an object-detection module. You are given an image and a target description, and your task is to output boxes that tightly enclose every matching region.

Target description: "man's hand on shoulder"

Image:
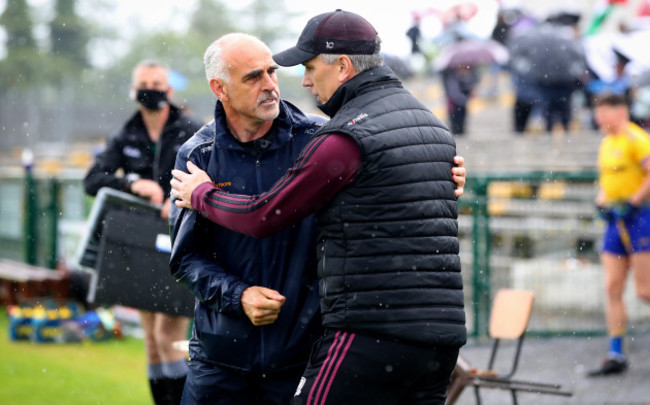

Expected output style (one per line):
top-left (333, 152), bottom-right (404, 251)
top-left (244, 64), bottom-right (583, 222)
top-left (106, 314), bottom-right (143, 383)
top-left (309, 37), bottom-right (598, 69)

top-left (171, 161), bottom-right (212, 210)
top-left (453, 155), bottom-right (466, 197)
top-left (241, 286), bottom-right (286, 326)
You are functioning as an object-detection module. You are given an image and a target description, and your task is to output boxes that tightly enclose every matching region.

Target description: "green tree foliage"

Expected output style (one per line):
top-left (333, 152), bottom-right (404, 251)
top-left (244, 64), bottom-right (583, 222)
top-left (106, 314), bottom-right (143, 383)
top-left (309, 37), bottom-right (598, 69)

top-left (233, 0), bottom-right (297, 49)
top-left (49, 0), bottom-right (89, 72)
top-left (0, 0), bottom-right (91, 90)
top-left (191, 0), bottom-right (236, 41)
top-left (109, 32), bottom-right (208, 93)
top-left (107, 0), bottom-right (239, 98)
top-left (1, 0), bottom-right (36, 49)
top-left (0, 0), bottom-right (42, 89)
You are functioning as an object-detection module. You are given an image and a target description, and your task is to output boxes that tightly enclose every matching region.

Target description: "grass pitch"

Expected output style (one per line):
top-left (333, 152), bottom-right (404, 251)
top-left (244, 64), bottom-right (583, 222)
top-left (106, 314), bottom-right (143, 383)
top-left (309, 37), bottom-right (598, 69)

top-left (0, 308), bottom-right (152, 404)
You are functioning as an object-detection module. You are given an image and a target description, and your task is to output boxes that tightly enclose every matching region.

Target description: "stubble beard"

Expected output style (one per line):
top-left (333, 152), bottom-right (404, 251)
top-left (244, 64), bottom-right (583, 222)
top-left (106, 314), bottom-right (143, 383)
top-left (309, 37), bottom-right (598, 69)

top-left (256, 91), bottom-right (280, 121)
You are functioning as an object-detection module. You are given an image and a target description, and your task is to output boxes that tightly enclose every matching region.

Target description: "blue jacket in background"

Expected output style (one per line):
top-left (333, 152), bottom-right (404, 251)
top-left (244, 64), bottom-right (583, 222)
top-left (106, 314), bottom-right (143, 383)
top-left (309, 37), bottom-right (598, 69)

top-left (169, 100), bottom-right (326, 374)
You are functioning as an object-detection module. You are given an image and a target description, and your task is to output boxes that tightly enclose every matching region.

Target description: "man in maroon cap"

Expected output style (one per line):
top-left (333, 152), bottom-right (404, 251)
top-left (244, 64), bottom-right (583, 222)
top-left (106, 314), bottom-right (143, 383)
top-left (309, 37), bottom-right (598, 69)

top-left (172, 10), bottom-right (465, 404)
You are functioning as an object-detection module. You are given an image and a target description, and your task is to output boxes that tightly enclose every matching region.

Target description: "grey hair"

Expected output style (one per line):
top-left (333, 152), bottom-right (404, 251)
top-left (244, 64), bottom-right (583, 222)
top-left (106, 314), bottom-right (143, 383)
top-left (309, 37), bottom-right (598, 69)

top-left (132, 59), bottom-right (170, 85)
top-left (320, 37), bottom-right (383, 73)
top-left (203, 33), bottom-right (270, 83)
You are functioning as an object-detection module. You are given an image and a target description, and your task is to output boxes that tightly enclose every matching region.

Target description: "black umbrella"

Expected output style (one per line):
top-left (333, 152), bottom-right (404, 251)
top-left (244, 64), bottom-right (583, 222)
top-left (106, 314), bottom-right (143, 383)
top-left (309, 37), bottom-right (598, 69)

top-left (508, 24), bottom-right (585, 86)
top-left (433, 38), bottom-right (509, 71)
top-left (545, 10), bottom-right (581, 27)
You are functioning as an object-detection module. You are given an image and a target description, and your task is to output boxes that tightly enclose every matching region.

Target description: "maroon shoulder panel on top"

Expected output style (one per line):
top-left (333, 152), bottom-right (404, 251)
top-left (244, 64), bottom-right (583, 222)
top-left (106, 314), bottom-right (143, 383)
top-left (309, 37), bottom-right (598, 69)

top-left (191, 133), bottom-right (361, 238)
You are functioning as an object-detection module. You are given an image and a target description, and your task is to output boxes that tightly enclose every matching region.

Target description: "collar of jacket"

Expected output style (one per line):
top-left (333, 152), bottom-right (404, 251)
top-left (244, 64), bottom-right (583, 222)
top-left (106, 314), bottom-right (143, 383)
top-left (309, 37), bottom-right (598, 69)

top-left (211, 99), bottom-right (296, 154)
top-left (318, 65), bottom-right (402, 118)
top-left (124, 103), bottom-right (183, 139)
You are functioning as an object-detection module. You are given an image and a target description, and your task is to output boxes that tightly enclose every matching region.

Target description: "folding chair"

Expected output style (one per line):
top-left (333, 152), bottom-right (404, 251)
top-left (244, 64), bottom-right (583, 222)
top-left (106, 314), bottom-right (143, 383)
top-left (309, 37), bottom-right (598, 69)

top-left (446, 289), bottom-right (572, 405)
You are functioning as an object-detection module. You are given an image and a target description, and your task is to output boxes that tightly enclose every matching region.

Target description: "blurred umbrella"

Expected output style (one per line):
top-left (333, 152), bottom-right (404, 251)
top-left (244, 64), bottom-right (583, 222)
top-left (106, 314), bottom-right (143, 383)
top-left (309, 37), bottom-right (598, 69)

top-left (584, 30), bottom-right (650, 81)
top-left (433, 38), bottom-right (509, 71)
top-left (508, 24), bottom-right (585, 86)
top-left (544, 9), bottom-right (582, 26)
top-left (510, 14), bottom-right (537, 35)
top-left (583, 32), bottom-right (619, 81)
top-left (613, 29), bottom-right (650, 75)
top-left (381, 53), bottom-right (414, 80)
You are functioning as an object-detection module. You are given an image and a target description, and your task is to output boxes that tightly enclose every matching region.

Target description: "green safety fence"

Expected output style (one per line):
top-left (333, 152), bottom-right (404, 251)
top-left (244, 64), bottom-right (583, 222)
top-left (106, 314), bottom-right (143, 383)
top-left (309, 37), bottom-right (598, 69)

top-left (0, 171), bottom-right (90, 270)
top-left (6, 169), bottom-right (649, 338)
top-left (458, 171), bottom-right (633, 338)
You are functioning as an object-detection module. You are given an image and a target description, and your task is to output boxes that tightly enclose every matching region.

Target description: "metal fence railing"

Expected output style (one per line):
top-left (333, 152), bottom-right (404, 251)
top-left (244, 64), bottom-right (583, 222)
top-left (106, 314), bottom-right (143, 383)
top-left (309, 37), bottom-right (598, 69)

top-left (0, 168), bottom-right (89, 270)
top-left (4, 169), bottom-right (649, 338)
top-left (460, 171), bottom-right (650, 337)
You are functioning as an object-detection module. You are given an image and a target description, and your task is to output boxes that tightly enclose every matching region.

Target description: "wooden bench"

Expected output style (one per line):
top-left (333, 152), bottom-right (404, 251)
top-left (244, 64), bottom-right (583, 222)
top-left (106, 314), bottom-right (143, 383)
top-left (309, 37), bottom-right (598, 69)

top-left (0, 259), bottom-right (68, 305)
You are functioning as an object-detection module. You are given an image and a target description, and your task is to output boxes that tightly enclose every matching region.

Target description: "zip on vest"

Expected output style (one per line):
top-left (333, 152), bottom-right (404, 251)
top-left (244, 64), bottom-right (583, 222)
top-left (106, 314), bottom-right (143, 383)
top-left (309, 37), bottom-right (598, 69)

top-left (321, 240), bottom-right (328, 295)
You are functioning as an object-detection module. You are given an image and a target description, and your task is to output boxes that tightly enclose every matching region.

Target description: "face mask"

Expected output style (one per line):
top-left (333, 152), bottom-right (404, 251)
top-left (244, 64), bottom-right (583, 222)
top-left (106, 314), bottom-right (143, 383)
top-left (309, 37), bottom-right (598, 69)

top-left (136, 89), bottom-right (168, 110)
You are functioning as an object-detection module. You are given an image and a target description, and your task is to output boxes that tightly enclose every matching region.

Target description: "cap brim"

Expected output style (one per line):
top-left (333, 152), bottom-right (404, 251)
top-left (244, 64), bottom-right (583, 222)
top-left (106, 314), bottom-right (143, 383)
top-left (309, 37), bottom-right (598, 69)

top-left (273, 46), bottom-right (319, 67)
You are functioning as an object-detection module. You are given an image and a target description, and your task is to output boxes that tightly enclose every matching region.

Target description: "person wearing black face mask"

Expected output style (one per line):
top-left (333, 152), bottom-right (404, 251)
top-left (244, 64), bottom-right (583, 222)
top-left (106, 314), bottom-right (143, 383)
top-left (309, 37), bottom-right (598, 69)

top-left (84, 59), bottom-right (203, 405)
top-left (136, 88), bottom-right (170, 111)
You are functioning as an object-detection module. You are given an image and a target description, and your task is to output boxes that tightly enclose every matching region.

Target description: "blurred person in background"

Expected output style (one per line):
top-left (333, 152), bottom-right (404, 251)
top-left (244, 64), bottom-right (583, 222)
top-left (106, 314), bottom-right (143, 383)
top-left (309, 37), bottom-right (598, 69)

top-left (587, 48), bottom-right (633, 106)
top-left (442, 64), bottom-right (480, 135)
top-left (539, 13), bottom-right (584, 134)
top-left (406, 14), bottom-right (422, 55)
top-left (584, 48), bottom-right (633, 129)
top-left (590, 93), bottom-right (650, 377)
top-left (631, 76), bottom-right (650, 128)
top-left (168, 32), bottom-right (467, 404)
top-left (84, 59), bottom-right (202, 404)
top-left (406, 14), bottom-right (427, 74)
top-left (511, 71), bottom-right (542, 133)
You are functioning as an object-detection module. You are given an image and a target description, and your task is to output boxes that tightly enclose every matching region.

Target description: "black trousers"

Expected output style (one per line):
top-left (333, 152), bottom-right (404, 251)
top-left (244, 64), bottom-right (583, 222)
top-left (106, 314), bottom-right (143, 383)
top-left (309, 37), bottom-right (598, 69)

top-left (181, 357), bottom-right (303, 405)
top-left (293, 329), bottom-right (459, 405)
top-left (448, 102), bottom-right (468, 135)
top-left (513, 98), bottom-right (535, 133)
top-left (540, 86), bottom-right (574, 132)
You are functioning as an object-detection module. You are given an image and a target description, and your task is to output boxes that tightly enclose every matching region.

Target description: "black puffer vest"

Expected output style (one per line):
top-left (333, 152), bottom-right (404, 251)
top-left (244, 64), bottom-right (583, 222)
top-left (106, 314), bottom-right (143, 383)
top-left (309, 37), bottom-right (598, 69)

top-left (314, 66), bottom-right (466, 347)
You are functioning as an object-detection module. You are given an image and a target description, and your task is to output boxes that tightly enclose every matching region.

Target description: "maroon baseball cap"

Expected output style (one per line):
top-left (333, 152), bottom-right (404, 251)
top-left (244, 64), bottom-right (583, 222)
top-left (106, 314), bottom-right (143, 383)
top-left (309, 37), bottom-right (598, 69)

top-left (273, 9), bottom-right (379, 67)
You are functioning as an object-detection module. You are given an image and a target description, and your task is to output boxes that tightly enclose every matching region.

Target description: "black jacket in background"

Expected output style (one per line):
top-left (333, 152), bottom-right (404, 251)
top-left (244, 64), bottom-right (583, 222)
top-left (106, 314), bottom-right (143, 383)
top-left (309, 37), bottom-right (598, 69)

top-left (84, 104), bottom-right (202, 196)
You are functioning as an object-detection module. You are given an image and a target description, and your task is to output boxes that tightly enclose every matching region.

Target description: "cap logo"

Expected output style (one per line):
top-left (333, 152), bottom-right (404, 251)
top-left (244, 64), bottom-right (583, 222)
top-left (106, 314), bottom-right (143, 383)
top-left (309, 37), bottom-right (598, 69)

top-left (326, 41), bottom-right (334, 49)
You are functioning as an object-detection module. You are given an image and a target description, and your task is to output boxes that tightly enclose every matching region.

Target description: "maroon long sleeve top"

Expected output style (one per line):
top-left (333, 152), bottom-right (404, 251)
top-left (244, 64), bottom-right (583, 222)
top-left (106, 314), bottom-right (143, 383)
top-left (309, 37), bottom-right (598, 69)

top-left (191, 133), bottom-right (361, 238)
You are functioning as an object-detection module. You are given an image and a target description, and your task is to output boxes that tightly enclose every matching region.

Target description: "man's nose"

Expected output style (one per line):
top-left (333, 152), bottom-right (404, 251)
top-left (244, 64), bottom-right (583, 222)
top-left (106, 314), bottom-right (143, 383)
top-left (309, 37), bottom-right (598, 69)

top-left (261, 72), bottom-right (277, 89)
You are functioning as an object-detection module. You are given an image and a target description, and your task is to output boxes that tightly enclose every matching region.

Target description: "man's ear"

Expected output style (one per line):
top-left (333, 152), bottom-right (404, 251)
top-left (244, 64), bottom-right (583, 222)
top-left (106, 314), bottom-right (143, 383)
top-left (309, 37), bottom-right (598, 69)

top-left (338, 55), bottom-right (356, 82)
top-left (209, 78), bottom-right (227, 101)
